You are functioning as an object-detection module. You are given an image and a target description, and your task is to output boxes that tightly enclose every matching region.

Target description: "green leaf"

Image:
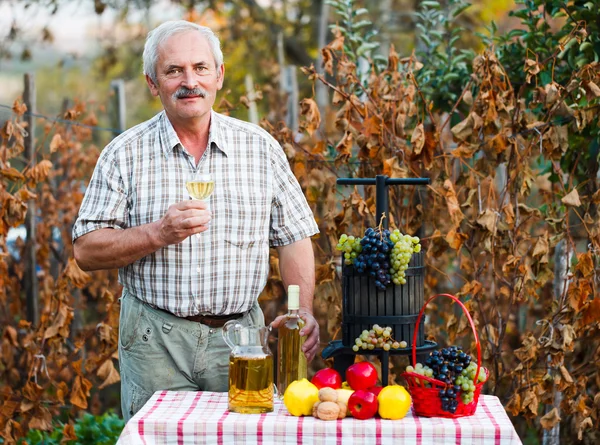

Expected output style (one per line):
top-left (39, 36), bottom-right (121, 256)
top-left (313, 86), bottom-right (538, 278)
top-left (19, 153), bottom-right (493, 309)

top-left (421, 1), bottom-right (442, 10)
top-left (351, 20), bottom-right (373, 30)
top-left (452, 4), bottom-right (471, 18)
top-left (419, 34), bottom-right (433, 48)
top-left (353, 8), bottom-right (369, 16)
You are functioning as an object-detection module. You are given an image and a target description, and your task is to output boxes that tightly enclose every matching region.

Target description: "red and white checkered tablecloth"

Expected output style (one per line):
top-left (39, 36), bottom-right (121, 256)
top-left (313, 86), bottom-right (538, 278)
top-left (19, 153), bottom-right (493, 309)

top-left (117, 391), bottom-right (522, 445)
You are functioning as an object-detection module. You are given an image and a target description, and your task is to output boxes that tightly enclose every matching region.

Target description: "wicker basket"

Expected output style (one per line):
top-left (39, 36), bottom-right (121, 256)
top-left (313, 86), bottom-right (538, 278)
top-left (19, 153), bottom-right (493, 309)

top-left (402, 293), bottom-right (488, 418)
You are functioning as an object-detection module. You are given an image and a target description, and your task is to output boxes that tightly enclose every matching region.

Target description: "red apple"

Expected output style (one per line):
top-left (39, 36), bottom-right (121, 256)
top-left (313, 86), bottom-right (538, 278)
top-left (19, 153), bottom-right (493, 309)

top-left (346, 362), bottom-right (378, 391)
top-left (311, 368), bottom-right (342, 389)
top-left (347, 389), bottom-right (379, 419)
top-left (367, 386), bottom-right (383, 397)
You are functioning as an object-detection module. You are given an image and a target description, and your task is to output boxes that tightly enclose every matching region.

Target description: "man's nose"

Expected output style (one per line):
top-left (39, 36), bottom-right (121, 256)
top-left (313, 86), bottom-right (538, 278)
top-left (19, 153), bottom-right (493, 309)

top-left (181, 68), bottom-right (199, 88)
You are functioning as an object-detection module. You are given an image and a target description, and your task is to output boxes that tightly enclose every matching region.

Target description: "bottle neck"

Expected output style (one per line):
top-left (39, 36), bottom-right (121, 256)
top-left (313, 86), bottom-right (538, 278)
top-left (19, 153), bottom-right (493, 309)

top-left (288, 308), bottom-right (300, 316)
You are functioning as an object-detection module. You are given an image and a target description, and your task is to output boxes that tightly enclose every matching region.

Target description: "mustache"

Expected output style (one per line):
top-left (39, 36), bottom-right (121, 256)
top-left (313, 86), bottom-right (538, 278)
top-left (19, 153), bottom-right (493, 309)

top-left (173, 87), bottom-right (207, 99)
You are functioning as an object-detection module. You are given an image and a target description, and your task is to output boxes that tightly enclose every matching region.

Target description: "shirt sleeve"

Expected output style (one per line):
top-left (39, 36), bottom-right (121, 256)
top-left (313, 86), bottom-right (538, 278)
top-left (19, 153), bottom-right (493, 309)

top-left (72, 149), bottom-right (128, 242)
top-left (269, 142), bottom-right (319, 247)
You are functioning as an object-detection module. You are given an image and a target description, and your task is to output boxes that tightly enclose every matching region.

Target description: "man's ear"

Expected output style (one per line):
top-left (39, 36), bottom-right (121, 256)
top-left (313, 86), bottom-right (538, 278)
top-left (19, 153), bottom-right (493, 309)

top-left (216, 64), bottom-right (225, 91)
top-left (146, 75), bottom-right (159, 97)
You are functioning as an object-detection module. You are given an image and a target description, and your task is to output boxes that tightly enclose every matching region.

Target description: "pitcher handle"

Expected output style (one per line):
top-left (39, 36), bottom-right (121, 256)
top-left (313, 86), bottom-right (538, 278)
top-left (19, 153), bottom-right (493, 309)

top-left (222, 319), bottom-right (243, 351)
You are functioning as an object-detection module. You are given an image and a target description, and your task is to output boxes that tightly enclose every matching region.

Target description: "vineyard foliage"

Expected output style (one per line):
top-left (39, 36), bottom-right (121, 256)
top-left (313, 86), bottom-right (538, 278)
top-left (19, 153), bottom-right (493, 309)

top-left (1, 0), bottom-right (600, 442)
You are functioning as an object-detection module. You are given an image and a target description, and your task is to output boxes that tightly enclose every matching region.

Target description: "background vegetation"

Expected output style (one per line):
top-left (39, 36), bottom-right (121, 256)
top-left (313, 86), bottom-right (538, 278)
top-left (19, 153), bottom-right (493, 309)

top-left (1, 0), bottom-right (599, 443)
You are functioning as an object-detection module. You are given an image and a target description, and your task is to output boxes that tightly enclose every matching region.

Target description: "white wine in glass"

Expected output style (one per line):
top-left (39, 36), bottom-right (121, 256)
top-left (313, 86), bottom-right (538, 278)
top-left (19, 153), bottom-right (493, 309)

top-left (186, 180), bottom-right (215, 200)
top-left (186, 173), bottom-right (214, 243)
top-left (186, 172), bottom-right (214, 201)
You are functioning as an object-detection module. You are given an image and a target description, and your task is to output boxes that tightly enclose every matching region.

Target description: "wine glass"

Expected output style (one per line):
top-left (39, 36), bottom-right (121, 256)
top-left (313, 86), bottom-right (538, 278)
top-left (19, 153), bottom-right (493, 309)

top-left (186, 171), bottom-right (214, 201)
top-left (186, 171), bottom-right (214, 239)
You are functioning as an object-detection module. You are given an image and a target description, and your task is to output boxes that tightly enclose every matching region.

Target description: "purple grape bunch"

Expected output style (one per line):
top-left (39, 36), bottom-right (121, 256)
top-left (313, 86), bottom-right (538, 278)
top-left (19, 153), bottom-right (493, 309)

top-left (354, 227), bottom-right (393, 291)
top-left (407, 346), bottom-right (486, 414)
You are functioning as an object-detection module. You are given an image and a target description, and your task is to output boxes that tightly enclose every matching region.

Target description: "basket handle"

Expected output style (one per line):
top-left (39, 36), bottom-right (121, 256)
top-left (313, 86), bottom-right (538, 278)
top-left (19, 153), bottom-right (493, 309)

top-left (411, 293), bottom-right (481, 385)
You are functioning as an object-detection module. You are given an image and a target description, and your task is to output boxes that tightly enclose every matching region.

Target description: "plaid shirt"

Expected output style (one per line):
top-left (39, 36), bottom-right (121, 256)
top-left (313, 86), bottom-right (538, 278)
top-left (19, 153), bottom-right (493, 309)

top-left (73, 110), bottom-right (318, 317)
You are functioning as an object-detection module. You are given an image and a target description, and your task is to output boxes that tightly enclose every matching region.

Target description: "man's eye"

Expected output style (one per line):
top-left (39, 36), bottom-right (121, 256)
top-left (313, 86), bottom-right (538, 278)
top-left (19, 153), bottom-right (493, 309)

top-left (167, 68), bottom-right (181, 75)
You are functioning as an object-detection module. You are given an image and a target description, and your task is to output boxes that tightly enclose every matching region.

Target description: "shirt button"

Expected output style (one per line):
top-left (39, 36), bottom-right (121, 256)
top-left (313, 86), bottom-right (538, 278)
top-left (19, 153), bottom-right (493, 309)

top-left (209, 329), bottom-right (215, 334)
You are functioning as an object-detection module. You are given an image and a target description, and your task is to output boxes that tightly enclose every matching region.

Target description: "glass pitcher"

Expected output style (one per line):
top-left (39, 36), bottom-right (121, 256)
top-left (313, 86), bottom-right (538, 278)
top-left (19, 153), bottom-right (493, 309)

top-left (222, 320), bottom-right (274, 414)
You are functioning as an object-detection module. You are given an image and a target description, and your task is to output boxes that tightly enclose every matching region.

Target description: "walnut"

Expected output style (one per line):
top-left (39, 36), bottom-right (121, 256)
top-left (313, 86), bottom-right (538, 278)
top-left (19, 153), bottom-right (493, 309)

top-left (316, 401), bottom-right (340, 421)
top-left (312, 401), bottom-right (320, 418)
top-left (318, 387), bottom-right (338, 403)
top-left (336, 401), bottom-right (347, 419)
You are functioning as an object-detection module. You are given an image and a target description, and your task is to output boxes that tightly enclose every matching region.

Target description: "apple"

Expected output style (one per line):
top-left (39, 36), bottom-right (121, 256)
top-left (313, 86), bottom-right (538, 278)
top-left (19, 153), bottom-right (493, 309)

top-left (367, 386), bottom-right (383, 397)
top-left (347, 389), bottom-right (379, 419)
top-left (311, 368), bottom-right (342, 389)
top-left (346, 362), bottom-right (378, 391)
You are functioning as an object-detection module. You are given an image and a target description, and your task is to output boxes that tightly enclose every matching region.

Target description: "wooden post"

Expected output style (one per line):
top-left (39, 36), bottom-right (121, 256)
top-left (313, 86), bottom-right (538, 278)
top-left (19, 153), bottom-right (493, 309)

top-left (110, 79), bottom-right (126, 134)
top-left (315, 1), bottom-right (330, 115)
top-left (277, 32), bottom-right (298, 130)
top-left (277, 32), bottom-right (286, 96)
top-left (284, 65), bottom-right (299, 131)
top-left (24, 73), bottom-right (39, 326)
top-left (244, 74), bottom-right (259, 125)
top-left (542, 239), bottom-right (570, 445)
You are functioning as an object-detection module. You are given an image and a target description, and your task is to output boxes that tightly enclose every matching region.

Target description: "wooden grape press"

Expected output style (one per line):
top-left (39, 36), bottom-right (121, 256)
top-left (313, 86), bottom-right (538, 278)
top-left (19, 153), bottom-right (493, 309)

top-left (321, 175), bottom-right (437, 386)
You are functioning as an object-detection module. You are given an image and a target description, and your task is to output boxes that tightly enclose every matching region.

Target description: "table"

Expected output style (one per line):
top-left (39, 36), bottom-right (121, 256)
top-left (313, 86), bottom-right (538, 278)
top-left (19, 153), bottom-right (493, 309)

top-left (117, 391), bottom-right (522, 445)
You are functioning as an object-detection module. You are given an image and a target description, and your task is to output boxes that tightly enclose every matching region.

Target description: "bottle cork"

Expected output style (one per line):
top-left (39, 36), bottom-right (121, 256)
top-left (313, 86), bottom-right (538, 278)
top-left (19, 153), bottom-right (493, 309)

top-left (288, 285), bottom-right (300, 310)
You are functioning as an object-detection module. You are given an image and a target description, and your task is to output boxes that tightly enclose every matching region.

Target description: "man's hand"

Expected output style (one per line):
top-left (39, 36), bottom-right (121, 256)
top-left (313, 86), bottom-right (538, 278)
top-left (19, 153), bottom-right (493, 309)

top-left (73, 199), bottom-right (212, 271)
top-left (271, 310), bottom-right (320, 362)
top-left (156, 200), bottom-right (212, 245)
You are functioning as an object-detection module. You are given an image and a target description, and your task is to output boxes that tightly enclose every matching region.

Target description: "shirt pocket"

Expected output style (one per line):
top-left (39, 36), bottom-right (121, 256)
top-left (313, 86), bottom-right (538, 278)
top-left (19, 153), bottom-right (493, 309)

top-left (222, 191), bottom-right (269, 249)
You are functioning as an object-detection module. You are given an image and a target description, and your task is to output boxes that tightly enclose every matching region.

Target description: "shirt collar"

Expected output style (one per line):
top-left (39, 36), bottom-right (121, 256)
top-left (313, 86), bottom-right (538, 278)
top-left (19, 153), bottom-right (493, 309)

top-left (159, 110), bottom-right (229, 159)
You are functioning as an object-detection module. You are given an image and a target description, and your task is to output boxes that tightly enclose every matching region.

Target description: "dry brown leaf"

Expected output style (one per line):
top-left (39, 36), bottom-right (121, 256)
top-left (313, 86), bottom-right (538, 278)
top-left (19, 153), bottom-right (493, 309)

top-left (64, 257), bottom-right (91, 288)
top-left (97, 359), bottom-right (121, 390)
top-left (577, 417), bottom-right (593, 441)
top-left (540, 407), bottom-right (561, 429)
top-left (70, 375), bottom-right (93, 409)
top-left (12, 99), bottom-right (27, 116)
top-left (28, 407), bottom-right (53, 432)
top-left (443, 180), bottom-right (464, 228)
top-left (575, 252), bottom-right (594, 277)
top-left (476, 209), bottom-right (497, 234)
top-left (300, 99), bottom-right (321, 136)
top-left (335, 132), bottom-right (353, 164)
top-left (582, 298), bottom-right (600, 326)
top-left (26, 160), bottom-right (53, 183)
top-left (49, 133), bottom-right (64, 153)
top-left (445, 229), bottom-right (469, 251)
top-left (1, 167), bottom-right (25, 182)
top-left (43, 303), bottom-right (74, 340)
top-left (411, 123), bottom-right (425, 155)
top-left (532, 232), bottom-right (549, 262)
top-left (522, 389), bottom-right (539, 416)
top-left (561, 188), bottom-right (581, 207)
top-left (61, 424), bottom-right (77, 443)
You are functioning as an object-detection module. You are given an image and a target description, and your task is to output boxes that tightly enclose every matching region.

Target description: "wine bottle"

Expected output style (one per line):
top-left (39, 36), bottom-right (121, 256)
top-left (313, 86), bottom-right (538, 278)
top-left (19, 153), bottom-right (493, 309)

top-left (277, 285), bottom-right (307, 397)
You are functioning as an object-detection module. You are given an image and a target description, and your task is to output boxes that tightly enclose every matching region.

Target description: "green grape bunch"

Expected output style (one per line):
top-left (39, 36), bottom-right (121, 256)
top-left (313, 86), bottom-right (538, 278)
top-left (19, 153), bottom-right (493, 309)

top-left (389, 230), bottom-right (421, 285)
top-left (336, 234), bottom-right (363, 265)
top-left (352, 324), bottom-right (408, 352)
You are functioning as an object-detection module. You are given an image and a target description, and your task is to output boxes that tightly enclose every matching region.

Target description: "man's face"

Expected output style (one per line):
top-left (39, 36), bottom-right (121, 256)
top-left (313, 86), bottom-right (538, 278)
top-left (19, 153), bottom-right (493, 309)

top-left (146, 30), bottom-right (224, 126)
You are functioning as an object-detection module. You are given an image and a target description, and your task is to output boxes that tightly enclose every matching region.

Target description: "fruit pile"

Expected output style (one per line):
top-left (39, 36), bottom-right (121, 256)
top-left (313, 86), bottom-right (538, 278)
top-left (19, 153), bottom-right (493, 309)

top-left (284, 363), bottom-right (411, 421)
top-left (352, 324), bottom-right (408, 352)
top-left (405, 346), bottom-right (487, 414)
top-left (336, 227), bottom-right (421, 290)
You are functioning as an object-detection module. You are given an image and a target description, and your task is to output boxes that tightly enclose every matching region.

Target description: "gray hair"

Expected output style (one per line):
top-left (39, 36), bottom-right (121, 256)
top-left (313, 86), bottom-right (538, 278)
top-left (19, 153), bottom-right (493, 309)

top-left (143, 20), bottom-right (223, 84)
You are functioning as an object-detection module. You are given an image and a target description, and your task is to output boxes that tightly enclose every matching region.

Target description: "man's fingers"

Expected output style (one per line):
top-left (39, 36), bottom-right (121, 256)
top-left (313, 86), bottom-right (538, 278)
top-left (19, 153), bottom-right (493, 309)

top-left (270, 315), bottom-right (287, 329)
top-left (177, 199), bottom-right (209, 210)
top-left (182, 215), bottom-right (212, 228)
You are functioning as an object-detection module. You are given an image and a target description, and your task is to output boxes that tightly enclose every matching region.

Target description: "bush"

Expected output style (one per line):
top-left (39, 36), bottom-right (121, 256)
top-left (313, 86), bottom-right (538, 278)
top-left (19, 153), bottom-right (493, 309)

top-left (21, 412), bottom-right (124, 445)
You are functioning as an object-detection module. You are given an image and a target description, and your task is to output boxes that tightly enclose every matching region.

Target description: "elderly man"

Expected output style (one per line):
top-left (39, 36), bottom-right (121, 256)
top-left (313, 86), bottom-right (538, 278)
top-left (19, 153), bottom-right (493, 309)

top-left (72, 20), bottom-right (319, 421)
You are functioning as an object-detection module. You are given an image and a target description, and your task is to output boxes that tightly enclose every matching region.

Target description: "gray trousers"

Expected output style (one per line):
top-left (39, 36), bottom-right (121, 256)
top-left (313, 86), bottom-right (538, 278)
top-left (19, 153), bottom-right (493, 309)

top-left (118, 289), bottom-right (265, 422)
